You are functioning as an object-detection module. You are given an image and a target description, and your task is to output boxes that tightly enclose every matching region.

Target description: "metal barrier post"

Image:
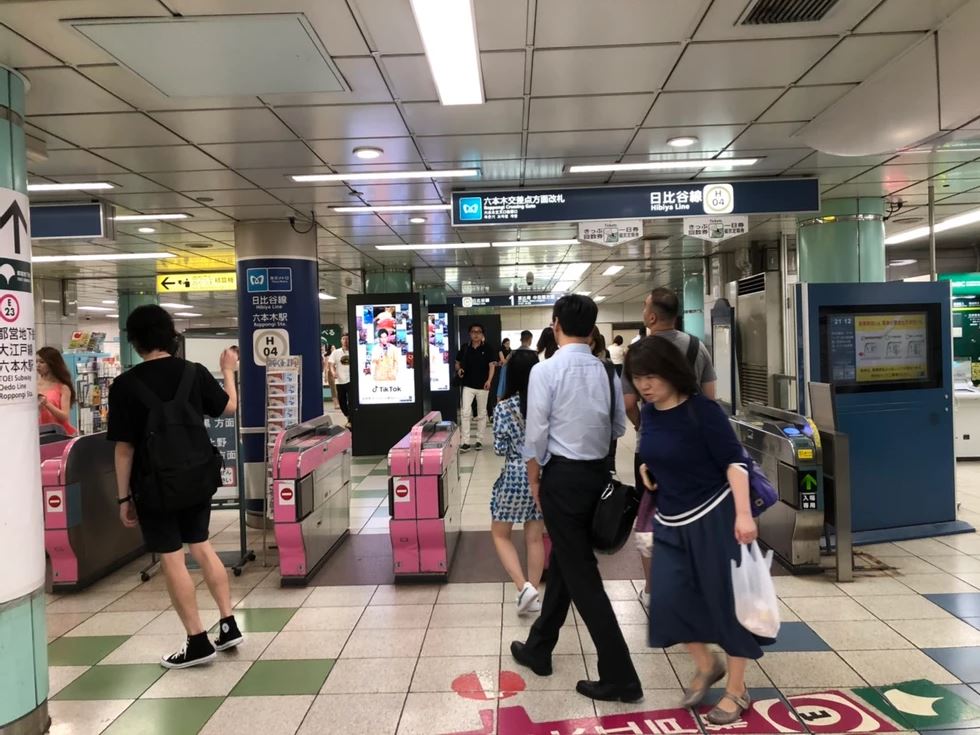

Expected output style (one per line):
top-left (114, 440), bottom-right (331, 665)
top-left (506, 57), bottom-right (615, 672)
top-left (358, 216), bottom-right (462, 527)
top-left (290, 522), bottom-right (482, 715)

top-left (833, 431), bottom-right (853, 583)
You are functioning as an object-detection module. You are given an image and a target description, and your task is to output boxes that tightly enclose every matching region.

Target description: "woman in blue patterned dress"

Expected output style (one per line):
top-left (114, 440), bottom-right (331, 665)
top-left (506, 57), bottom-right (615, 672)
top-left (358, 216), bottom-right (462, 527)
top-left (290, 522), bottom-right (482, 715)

top-left (491, 348), bottom-right (545, 615)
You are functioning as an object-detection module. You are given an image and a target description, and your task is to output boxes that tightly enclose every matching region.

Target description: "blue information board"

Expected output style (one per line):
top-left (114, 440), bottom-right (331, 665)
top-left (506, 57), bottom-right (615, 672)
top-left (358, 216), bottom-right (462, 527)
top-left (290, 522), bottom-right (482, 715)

top-left (30, 202), bottom-right (106, 240)
top-left (451, 178), bottom-right (820, 226)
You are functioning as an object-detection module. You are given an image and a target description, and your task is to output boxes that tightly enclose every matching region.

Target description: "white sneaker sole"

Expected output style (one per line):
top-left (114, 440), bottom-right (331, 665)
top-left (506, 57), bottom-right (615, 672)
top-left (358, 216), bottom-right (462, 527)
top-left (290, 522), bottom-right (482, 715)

top-left (160, 650), bottom-right (216, 669)
top-left (214, 635), bottom-right (244, 652)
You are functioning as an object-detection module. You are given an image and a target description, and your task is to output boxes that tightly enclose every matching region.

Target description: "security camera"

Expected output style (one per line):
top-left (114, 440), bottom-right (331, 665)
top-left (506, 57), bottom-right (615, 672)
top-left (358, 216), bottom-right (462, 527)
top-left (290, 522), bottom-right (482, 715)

top-left (526, 271), bottom-right (534, 286)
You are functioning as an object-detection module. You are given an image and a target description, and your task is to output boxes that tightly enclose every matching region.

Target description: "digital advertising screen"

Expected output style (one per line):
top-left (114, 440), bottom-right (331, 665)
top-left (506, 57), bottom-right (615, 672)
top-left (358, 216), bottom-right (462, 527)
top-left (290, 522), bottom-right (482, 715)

top-left (355, 303), bottom-right (416, 405)
top-left (826, 311), bottom-right (930, 385)
top-left (428, 311), bottom-right (451, 392)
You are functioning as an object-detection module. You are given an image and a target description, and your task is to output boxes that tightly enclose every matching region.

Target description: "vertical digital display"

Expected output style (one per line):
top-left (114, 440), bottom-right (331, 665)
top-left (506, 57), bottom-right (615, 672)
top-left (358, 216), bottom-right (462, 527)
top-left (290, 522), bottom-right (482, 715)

top-left (428, 311), bottom-right (451, 392)
top-left (355, 303), bottom-right (416, 405)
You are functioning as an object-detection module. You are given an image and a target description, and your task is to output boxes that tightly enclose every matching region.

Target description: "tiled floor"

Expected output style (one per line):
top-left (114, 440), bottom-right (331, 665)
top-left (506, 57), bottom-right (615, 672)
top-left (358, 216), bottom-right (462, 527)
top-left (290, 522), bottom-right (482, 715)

top-left (40, 425), bottom-right (980, 734)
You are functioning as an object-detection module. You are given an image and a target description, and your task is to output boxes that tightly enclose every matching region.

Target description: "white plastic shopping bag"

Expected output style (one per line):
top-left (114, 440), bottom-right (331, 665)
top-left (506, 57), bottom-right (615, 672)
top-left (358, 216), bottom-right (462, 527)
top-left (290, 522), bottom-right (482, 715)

top-left (731, 541), bottom-right (781, 639)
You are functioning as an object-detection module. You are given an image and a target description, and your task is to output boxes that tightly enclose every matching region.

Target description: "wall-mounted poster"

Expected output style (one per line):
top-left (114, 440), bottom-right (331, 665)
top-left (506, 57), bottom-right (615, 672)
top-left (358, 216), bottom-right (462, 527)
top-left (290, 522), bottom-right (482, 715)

top-left (428, 310), bottom-right (451, 392)
top-left (355, 303), bottom-right (415, 404)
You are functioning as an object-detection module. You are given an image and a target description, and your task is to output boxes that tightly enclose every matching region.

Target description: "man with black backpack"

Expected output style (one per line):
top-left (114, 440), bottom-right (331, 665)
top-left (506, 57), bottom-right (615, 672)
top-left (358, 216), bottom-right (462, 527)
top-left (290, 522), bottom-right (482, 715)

top-left (108, 304), bottom-right (242, 669)
top-left (624, 287), bottom-right (717, 612)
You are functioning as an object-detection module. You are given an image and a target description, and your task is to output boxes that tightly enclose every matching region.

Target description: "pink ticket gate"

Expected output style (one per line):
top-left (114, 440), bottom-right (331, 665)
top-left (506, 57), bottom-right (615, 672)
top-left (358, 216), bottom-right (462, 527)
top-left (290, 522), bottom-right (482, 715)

top-left (388, 412), bottom-right (462, 581)
top-left (42, 430), bottom-right (145, 591)
top-left (271, 414), bottom-right (352, 586)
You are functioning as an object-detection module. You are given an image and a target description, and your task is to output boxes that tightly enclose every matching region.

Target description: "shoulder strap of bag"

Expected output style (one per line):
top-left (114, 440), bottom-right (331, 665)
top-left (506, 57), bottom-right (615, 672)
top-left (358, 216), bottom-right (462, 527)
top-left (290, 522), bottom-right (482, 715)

top-left (604, 363), bottom-right (616, 469)
top-left (685, 334), bottom-right (701, 368)
top-left (175, 361), bottom-right (197, 404)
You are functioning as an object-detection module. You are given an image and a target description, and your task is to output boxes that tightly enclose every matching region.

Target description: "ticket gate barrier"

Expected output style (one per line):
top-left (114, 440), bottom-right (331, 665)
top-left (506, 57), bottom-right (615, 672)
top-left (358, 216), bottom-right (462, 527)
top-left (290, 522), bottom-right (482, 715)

top-left (388, 411), bottom-right (462, 581)
top-left (271, 414), bottom-right (352, 586)
top-left (42, 432), bottom-right (145, 591)
top-left (729, 404), bottom-right (824, 574)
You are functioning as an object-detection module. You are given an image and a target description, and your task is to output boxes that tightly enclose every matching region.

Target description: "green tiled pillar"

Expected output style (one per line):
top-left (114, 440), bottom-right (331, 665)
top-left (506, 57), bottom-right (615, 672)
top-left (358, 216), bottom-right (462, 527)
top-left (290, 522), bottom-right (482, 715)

top-left (117, 291), bottom-right (158, 368)
top-left (797, 197), bottom-right (886, 283)
top-left (681, 270), bottom-right (705, 340)
top-left (0, 66), bottom-right (49, 735)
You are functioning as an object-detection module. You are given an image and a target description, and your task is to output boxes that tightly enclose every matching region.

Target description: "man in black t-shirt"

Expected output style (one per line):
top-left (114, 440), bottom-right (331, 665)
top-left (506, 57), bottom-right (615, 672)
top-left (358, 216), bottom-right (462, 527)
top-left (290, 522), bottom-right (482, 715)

top-left (454, 323), bottom-right (495, 451)
top-left (107, 304), bottom-right (242, 669)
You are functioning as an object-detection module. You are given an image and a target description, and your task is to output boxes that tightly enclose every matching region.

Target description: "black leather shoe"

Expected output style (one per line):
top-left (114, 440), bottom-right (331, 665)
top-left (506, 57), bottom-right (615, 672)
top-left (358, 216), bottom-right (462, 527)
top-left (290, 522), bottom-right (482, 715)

top-left (576, 679), bottom-right (643, 703)
top-left (509, 641), bottom-right (552, 676)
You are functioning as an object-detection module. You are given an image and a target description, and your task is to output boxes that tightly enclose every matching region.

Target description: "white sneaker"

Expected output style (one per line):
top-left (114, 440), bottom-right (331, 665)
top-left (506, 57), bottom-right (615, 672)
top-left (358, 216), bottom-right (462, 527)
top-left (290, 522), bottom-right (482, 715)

top-left (527, 597), bottom-right (542, 614)
top-left (516, 582), bottom-right (540, 615)
top-left (639, 590), bottom-right (650, 613)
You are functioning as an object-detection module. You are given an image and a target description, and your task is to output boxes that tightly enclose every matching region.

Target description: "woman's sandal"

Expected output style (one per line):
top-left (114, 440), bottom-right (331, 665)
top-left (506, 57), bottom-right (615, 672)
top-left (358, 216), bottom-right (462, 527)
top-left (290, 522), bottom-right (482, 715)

top-left (706, 690), bottom-right (752, 725)
top-left (679, 657), bottom-right (726, 708)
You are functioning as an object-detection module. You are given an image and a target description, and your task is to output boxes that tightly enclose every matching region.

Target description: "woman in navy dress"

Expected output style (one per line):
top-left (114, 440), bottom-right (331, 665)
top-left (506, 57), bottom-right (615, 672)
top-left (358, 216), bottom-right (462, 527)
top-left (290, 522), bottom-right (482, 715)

top-left (627, 336), bottom-right (772, 725)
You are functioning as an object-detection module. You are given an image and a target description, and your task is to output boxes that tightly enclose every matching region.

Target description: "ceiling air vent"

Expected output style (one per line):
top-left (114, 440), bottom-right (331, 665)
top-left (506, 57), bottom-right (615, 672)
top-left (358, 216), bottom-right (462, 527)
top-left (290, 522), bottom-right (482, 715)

top-left (740, 0), bottom-right (840, 25)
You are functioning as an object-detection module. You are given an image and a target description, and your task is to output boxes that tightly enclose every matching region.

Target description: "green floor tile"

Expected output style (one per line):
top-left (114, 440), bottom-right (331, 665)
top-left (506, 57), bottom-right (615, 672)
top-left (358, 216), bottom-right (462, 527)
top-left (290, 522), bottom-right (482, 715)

top-left (230, 659), bottom-right (334, 696)
top-left (54, 664), bottom-right (164, 701)
top-left (103, 697), bottom-right (223, 735)
top-left (353, 456), bottom-right (383, 465)
top-left (210, 608), bottom-right (296, 634)
top-left (47, 636), bottom-right (129, 666)
top-left (459, 465), bottom-right (474, 473)
top-left (352, 489), bottom-right (388, 499)
top-left (368, 468), bottom-right (390, 476)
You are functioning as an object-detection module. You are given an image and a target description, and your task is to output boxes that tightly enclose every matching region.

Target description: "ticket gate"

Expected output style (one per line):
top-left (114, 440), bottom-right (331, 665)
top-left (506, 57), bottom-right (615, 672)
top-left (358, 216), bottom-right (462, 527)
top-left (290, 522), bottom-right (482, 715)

top-left (42, 432), bottom-right (145, 591)
top-left (271, 414), bottom-right (352, 586)
top-left (388, 412), bottom-right (462, 581)
top-left (729, 404), bottom-right (824, 574)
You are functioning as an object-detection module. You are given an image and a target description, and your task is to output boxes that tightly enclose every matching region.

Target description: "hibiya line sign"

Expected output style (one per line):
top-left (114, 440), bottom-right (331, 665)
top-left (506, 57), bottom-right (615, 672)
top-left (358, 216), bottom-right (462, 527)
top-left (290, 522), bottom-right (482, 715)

top-left (451, 178), bottom-right (820, 226)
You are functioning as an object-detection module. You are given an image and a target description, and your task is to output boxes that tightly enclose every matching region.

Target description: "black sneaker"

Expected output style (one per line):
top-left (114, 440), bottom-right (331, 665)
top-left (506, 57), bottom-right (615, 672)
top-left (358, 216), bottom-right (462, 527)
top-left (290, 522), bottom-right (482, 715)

top-left (161, 632), bottom-right (216, 669)
top-left (474, 441), bottom-right (483, 450)
top-left (214, 616), bottom-right (244, 652)
top-left (460, 443), bottom-right (472, 452)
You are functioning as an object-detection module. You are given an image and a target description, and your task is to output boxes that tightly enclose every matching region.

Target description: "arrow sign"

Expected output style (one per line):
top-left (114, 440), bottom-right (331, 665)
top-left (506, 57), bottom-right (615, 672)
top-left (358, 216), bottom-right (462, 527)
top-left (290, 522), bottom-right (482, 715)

top-left (0, 199), bottom-right (28, 256)
top-left (802, 473), bottom-right (818, 491)
top-left (160, 277), bottom-right (174, 290)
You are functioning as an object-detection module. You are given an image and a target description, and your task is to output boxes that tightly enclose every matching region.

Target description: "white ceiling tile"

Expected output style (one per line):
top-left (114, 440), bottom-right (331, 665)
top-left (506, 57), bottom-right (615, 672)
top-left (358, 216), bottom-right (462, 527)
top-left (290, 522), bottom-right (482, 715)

top-left (473, 0), bottom-right (527, 50)
top-left (24, 123), bottom-right (74, 151)
top-left (801, 33), bottom-right (925, 85)
top-left (381, 56), bottom-right (438, 102)
top-left (757, 85), bottom-right (856, 123)
top-left (307, 137), bottom-right (422, 166)
top-left (184, 189), bottom-right (280, 207)
top-left (784, 164), bottom-right (871, 185)
top-left (644, 88), bottom-right (783, 127)
top-left (214, 204), bottom-right (302, 219)
top-left (30, 112), bottom-right (185, 148)
top-left (0, 26), bottom-right (59, 67)
top-left (201, 141), bottom-right (325, 168)
top-left (526, 129), bottom-right (633, 157)
top-left (92, 145), bottom-right (226, 172)
top-left (482, 51), bottom-right (526, 99)
top-left (352, 0), bottom-right (423, 54)
top-left (417, 134), bottom-right (522, 162)
top-left (793, 151), bottom-right (896, 168)
top-left (666, 38), bottom-right (837, 91)
top-left (275, 103), bottom-right (409, 139)
top-left (535, 0), bottom-right (701, 46)
top-left (703, 148), bottom-right (811, 171)
top-left (850, 161), bottom-right (961, 183)
top-left (79, 64), bottom-right (261, 111)
top-left (728, 122), bottom-right (807, 150)
top-left (857, 0), bottom-right (970, 32)
top-left (531, 46), bottom-right (678, 96)
top-left (22, 67), bottom-right (131, 115)
top-left (932, 161), bottom-right (980, 180)
top-left (257, 58), bottom-right (393, 106)
top-left (350, 181), bottom-right (443, 202)
top-left (149, 108), bottom-right (296, 144)
top-left (894, 149), bottom-right (980, 166)
top-left (628, 125), bottom-right (743, 156)
top-left (401, 100), bottom-right (523, 135)
top-left (104, 191), bottom-right (201, 210)
top-left (694, 0), bottom-right (880, 40)
top-left (147, 169), bottom-right (254, 190)
top-left (528, 95), bottom-right (653, 132)
top-left (27, 149), bottom-right (126, 176)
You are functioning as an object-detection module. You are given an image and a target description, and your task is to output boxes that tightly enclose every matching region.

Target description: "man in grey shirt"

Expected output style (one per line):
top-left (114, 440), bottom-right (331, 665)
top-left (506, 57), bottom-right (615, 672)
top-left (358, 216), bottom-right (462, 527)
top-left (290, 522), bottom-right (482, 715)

top-left (625, 287), bottom-right (717, 610)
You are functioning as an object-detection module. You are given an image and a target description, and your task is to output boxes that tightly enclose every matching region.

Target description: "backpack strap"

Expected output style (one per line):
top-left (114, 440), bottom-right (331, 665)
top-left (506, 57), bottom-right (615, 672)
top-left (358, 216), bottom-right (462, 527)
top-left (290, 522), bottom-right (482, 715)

top-left (174, 361), bottom-right (197, 404)
top-left (685, 334), bottom-right (701, 369)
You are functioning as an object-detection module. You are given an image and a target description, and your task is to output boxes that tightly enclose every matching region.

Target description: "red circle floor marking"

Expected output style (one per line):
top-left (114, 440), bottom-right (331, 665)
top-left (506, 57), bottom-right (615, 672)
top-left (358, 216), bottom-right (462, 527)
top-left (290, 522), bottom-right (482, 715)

top-left (451, 670), bottom-right (526, 701)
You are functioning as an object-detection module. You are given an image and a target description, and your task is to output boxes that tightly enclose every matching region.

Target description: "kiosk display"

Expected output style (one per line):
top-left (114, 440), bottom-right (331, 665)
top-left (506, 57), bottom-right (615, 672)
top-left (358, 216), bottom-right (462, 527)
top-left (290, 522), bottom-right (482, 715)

top-left (355, 303), bottom-right (416, 405)
top-left (428, 311), bottom-right (451, 392)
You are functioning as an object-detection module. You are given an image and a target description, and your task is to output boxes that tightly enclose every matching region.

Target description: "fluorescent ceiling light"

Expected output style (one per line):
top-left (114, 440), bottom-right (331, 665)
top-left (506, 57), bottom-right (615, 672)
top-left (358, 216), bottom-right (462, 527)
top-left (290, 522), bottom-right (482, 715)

top-left (159, 302), bottom-right (190, 310)
top-left (567, 159), bottom-right (759, 174)
top-left (138, 227), bottom-right (156, 234)
top-left (174, 312), bottom-right (202, 317)
top-left (101, 299), bottom-right (116, 305)
top-left (409, 0), bottom-right (484, 106)
top-left (667, 136), bottom-right (699, 148)
top-left (28, 182), bottom-right (114, 192)
top-left (107, 313), bottom-right (118, 318)
top-left (562, 262), bottom-right (591, 281)
top-left (353, 146), bottom-right (383, 160)
top-left (885, 205), bottom-right (980, 245)
top-left (553, 281), bottom-right (574, 292)
top-left (32, 252), bottom-right (176, 263)
top-left (78, 306), bottom-right (112, 312)
top-left (602, 265), bottom-right (624, 276)
top-left (114, 213), bottom-right (190, 221)
top-left (291, 169), bottom-right (478, 183)
top-left (333, 204), bottom-right (451, 214)
top-left (889, 259), bottom-right (917, 267)
top-left (595, 296), bottom-right (607, 302)
top-left (409, 217), bottom-right (427, 224)
top-left (577, 291), bottom-right (592, 296)
top-left (41, 299), bottom-right (60, 304)
top-left (491, 239), bottom-right (580, 248)
top-left (375, 242), bottom-right (490, 251)
top-left (318, 292), bottom-right (338, 300)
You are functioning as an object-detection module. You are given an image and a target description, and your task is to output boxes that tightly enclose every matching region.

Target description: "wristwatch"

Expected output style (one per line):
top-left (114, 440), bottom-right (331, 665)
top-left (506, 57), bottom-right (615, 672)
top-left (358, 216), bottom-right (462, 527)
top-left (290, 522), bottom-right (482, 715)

top-left (117, 495), bottom-right (133, 505)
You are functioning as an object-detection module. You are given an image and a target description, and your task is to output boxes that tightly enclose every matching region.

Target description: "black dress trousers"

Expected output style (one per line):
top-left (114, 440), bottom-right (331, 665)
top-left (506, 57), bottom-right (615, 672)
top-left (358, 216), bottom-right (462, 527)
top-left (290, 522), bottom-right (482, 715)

top-left (523, 457), bottom-right (641, 688)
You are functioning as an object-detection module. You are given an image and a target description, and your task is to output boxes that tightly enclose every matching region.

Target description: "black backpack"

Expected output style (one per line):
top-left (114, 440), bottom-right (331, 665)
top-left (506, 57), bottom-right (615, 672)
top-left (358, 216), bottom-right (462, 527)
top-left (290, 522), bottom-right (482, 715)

top-left (130, 362), bottom-right (223, 512)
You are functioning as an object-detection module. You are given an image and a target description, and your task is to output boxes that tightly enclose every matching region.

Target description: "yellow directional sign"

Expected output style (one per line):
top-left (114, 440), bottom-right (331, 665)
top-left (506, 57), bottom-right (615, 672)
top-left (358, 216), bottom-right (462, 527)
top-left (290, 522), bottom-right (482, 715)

top-left (156, 272), bottom-right (237, 294)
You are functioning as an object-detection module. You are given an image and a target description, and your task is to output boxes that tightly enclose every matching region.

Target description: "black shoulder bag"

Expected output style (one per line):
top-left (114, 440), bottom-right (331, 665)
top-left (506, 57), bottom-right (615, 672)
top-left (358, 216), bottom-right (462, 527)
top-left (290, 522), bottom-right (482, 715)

top-left (591, 365), bottom-right (642, 554)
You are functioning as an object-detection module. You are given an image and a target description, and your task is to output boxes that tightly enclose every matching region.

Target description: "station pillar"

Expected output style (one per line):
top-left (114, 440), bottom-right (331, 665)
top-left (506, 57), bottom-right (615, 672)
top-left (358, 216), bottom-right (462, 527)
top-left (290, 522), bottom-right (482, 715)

top-left (235, 222), bottom-right (322, 524)
top-left (682, 270), bottom-right (706, 340)
top-left (0, 66), bottom-right (49, 735)
top-left (117, 291), bottom-right (157, 368)
top-left (797, 198), bottom-right (886, 283)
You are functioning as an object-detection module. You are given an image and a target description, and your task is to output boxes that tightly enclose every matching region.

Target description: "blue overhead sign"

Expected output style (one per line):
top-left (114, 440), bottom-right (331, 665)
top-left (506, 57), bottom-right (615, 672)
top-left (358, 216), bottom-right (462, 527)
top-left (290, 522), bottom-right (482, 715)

top-left (451, 178), bottom-right (820, 226)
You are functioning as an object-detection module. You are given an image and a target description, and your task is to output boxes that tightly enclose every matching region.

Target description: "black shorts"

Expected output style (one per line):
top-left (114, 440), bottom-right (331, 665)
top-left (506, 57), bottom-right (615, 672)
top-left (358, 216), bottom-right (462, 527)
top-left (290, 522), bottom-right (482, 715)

top-left (137, 501), bottom-right (212, 554)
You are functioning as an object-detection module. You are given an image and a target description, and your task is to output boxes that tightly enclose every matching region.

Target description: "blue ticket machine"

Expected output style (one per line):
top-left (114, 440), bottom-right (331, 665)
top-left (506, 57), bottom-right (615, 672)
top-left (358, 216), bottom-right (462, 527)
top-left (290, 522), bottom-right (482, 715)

top-left (798, 281), bottom-right (973, 543)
